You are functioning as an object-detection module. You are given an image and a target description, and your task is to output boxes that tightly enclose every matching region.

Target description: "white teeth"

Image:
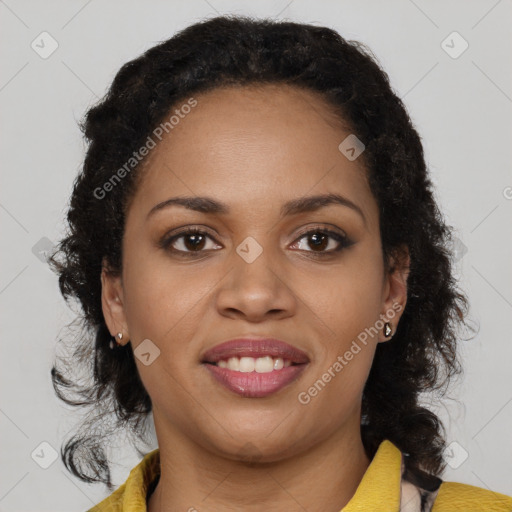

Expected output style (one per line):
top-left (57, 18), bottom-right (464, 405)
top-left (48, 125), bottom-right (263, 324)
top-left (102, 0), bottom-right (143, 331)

top-left (227, 357), bottom-right (240, 371)
top-left (214, 356), bottom-right (294, 372)
top-left (255, 356), bottom-right (273, 373)
top-left (239, 357), bottom-right (255, 372)
top-left (274, 358), bottom-right (284, 370)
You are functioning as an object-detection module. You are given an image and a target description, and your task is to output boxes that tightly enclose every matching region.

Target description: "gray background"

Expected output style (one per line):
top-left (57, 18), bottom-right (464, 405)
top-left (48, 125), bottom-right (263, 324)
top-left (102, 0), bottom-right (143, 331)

top-left (1, 0), bottom-right (511, 510)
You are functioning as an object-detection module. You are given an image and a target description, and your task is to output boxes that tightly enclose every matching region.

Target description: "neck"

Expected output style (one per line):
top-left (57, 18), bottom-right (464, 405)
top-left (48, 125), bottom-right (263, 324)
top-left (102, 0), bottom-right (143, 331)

top-left (148, 412), bottom-right (371, 512)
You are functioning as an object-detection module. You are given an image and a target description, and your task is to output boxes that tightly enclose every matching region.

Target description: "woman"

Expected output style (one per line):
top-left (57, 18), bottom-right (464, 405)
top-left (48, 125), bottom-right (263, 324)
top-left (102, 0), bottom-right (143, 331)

top-left (49, 14), bottom-right (512, 511)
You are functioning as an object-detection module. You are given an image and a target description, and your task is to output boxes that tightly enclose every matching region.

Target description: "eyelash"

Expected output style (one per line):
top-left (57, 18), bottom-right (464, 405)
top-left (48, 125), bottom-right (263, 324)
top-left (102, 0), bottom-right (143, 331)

top-left (159, 226), bottom-right (353, 258)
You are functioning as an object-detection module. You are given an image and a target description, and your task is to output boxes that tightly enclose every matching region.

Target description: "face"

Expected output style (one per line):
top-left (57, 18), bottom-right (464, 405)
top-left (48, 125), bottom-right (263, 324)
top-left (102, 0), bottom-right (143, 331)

top-left (101, 83), bottom-right (409, 462)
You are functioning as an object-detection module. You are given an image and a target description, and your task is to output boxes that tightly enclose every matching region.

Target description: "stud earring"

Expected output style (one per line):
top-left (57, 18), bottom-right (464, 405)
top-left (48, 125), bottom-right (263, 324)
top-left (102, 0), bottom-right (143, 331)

top-left (383, 322), bottom-right (393, 338)
top-left (109, 332), bottom-right (124, 350)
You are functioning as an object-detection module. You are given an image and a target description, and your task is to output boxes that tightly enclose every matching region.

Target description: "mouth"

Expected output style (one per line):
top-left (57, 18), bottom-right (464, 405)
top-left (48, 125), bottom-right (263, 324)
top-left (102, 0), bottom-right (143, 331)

top-left (203, 356), bottom-right (301, 372)
top-left (200, 337), bottom-right (310, 398)
top-left (201, 337), bottom-right (310, 365)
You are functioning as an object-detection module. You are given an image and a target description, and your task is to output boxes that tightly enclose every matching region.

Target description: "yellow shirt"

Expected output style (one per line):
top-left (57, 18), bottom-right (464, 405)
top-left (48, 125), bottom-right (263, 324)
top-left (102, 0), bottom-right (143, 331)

top-left (87, 439), bottom-right (512, 511)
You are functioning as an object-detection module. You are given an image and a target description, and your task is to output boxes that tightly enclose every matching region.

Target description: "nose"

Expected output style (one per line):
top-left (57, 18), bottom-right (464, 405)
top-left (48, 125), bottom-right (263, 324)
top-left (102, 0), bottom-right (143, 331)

top-left (215, 244), bottom-right (297, 322)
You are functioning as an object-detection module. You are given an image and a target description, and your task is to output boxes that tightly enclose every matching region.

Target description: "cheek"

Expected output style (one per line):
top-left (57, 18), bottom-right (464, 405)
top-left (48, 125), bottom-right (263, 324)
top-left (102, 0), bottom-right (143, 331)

top-left (121, 244), bottom-right (188, 332)
top-left (299, 255), bottom-right (382, 388)
top-left (121, 250), bottom-right (223, 366)
top-left (295, 343), bottom-right (376, 442)
top-left (122, 261), bottom-right (170, 339)
top-left (303, 262), bottom-right (383, 338)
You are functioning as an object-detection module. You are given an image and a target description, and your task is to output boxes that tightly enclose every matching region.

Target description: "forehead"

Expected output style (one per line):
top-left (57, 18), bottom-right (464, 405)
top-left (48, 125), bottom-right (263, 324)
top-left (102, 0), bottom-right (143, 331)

top-left (127, 83), bottom-right (377, 229)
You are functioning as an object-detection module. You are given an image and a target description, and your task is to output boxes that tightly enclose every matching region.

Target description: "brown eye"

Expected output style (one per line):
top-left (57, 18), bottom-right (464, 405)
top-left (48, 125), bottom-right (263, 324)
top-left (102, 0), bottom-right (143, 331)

top-left (304, 232), bottom-right (330, 251)
top-left (292, 228), bottom-right (353, 254)
top-left (180, 232), bottom-right (207, 251)
top-left (159, 228), bottom-right (221, 255)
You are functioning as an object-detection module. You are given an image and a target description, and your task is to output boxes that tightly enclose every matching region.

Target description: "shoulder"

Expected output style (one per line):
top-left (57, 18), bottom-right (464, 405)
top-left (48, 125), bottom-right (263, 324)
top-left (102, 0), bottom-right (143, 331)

top-left (400, 452), bottom-right (512, 512)
top-left (86, 486), bottom-right (124, 512)
top-left (432, 480), bottom-right (512, 511)
top-left (86, 448), bottom-right (160, 512)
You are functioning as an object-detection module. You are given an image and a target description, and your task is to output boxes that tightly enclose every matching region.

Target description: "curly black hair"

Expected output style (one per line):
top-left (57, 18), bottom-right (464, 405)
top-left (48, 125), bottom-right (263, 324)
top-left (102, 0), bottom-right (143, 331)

top-left (48, 14), bottom-right (475, 491)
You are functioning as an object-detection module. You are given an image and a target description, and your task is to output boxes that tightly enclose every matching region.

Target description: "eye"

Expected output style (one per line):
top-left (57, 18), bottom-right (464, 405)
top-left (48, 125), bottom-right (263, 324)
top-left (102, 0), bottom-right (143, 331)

top-left (159, 226), bottom-right (353, 258)
top-left (159, 228), bottom-right (221, 256)
top-left (291, 227), bottom-right (353, 255)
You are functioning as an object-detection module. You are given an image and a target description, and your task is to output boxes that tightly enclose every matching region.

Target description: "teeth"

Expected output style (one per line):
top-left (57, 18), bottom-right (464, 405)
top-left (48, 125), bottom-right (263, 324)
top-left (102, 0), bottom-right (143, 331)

top-left (215, 356), bottom-right (293, 372)
top-left (239, 357), bottom-right (255, 372)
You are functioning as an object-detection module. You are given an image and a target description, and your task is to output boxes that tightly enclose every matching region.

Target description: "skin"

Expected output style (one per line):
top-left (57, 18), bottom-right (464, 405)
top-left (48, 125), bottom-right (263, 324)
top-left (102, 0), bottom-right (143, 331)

top-left (101, 83), bottom-right (410, 512)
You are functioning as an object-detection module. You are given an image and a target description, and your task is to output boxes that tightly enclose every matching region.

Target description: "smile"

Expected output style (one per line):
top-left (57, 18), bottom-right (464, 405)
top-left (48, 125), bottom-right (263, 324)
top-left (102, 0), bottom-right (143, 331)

top-left (203, 359), bottom-right (308, 398)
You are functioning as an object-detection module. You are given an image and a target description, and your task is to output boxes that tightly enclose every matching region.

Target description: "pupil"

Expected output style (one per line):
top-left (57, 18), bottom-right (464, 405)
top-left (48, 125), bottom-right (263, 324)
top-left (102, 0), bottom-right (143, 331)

top-left (185, 234), bottom-right (205, 251)
top-left (309, 233), bottom-right (327, 251)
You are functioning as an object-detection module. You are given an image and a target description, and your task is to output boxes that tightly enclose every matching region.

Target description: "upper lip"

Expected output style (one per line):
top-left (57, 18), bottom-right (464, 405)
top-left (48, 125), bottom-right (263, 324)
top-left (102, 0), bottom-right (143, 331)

top-left (201, 337), bottom-right (310, 364)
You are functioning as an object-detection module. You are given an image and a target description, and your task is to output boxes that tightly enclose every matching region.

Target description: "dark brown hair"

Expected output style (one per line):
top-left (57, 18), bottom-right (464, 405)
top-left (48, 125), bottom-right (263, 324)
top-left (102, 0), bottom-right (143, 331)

top-left (49, 14), bottom-right (474, 490)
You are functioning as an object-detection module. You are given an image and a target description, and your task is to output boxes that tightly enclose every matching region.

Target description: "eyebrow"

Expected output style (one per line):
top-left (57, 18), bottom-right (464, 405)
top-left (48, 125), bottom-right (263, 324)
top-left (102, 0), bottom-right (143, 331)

top-left (147, 193), bottom-right (366, 225)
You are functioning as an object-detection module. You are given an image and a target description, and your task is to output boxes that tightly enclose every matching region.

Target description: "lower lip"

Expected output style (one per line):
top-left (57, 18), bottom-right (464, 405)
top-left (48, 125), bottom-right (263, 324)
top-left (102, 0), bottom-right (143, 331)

top-left (203, 363), bottom-right (308, 398)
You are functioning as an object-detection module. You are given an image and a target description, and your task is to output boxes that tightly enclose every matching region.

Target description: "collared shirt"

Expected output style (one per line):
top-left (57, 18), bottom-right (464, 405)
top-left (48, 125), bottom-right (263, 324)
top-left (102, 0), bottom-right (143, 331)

top-left (87, 439), bottom-right (512, 511)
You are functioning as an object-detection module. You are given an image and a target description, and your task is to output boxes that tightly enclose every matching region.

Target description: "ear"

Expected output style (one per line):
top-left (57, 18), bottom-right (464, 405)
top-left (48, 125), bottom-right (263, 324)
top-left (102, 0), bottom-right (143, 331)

top-left (101, 257), bottom-right (129, 346)
top-left (379, 244), bottom-right (410, 343)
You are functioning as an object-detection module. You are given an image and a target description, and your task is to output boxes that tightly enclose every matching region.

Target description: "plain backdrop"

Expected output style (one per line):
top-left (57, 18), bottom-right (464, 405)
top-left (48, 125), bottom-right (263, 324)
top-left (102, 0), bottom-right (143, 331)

top-left (1, 0), bottom-right (511, 510)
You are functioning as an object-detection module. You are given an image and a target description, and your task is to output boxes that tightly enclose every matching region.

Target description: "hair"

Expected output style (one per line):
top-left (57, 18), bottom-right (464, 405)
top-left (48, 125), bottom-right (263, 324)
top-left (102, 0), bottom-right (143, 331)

top-left (48, 14), bottom-right (476, 490)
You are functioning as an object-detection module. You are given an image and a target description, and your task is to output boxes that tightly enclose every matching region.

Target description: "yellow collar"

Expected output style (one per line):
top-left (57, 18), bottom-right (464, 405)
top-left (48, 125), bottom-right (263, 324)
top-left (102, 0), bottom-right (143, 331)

top-left (89, 439), bottom-right (403, 511)
top-left (342, 439), bottom-right (401, 511)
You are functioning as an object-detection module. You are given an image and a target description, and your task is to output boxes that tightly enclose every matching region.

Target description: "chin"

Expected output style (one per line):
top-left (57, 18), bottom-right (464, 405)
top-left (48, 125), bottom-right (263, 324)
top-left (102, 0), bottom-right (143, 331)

top-left (207, 431), bottom-right (308, 464)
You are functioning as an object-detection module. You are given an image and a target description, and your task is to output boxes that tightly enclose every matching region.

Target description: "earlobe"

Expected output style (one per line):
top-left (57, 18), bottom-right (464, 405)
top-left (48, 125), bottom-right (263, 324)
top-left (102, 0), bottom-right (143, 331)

top-left (100, 259), bottom-right (128, 345)
top-left (380, 245), bottom-right (410, 343)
